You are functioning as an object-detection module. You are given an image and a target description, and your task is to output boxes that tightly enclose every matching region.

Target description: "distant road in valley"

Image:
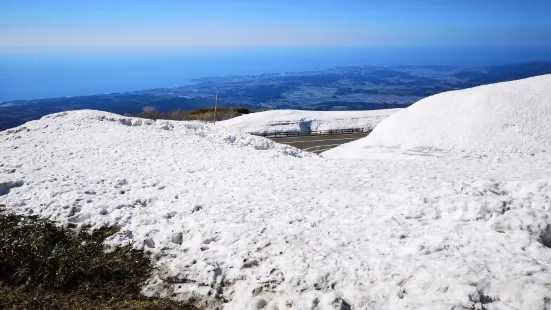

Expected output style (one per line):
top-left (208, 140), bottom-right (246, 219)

top-left (270, 132), bottom-right (368, 154)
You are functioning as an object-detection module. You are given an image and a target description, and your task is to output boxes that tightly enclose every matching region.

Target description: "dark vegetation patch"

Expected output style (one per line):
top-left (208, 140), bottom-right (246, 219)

top-left (133, 106), bottom-right (267, 122)
top-left (0, 212), bottom-right (197, 310)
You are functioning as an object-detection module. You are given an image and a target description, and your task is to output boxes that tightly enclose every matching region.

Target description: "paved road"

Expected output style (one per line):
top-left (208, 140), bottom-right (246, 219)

top-left (270, 132), bottom-right (369, 154)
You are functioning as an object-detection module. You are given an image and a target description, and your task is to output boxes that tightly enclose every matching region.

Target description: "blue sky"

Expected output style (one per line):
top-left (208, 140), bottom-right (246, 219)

top-left (1, 0), bottom-right (551, 49)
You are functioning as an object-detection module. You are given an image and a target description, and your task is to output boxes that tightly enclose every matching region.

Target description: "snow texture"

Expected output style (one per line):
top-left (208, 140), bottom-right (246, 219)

top-left (216, 109), bottom-right (400, 135)
top-left (324, 74), bottom-right (551, 158)
top-left (1, 104), bottom-right (551, 309)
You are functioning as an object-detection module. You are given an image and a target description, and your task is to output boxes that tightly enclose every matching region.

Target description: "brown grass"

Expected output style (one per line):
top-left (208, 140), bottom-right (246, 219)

top-left (0, 284), bottom-right (196, 310)
top-left (133, 107), bottom-right (268, 122)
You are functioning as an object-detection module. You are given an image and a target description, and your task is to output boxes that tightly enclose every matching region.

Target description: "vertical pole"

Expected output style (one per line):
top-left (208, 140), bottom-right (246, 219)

top-left (213, 90), bottom-right (219, 124)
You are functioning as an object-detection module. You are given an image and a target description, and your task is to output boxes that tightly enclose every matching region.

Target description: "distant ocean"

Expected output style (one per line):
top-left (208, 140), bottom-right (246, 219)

top-left (1, 46), bottom-right (551, 102)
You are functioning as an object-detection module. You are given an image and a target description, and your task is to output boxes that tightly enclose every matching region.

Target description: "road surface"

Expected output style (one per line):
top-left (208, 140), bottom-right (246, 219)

top-left (269, 132), bottom-right (369, 154)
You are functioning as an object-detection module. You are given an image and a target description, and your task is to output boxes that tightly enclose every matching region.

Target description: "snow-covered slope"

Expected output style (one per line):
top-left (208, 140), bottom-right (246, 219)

top-left (324, 75), bottom-right (551, 158)
top-left (1, 110), bottom-right (551, 309)
top-left (216, 109), bottom-right (401, 134)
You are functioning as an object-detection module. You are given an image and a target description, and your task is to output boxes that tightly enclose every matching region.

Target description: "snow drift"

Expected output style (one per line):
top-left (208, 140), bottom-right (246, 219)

top-left (1, 110), bottom-right (551, 309)
top-left (324, 75), bottom-right (551, 158)
top-left (216, 109), bottom-right (400, 135)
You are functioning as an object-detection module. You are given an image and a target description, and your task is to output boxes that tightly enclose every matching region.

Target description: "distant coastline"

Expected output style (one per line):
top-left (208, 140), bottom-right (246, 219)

top-left (2, 46), bottom-right (551, 102)
top-left (1, 61), bottom-right (551, 132)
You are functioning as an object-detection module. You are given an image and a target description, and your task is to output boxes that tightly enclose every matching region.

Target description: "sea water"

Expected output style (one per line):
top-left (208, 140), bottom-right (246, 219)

top-left (1, 46), bottom-right (550, 102)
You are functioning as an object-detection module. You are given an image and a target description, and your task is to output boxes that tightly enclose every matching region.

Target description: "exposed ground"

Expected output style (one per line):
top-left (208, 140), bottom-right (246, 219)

top-left (270, 132), bottom-right (369, 154)
top-left (0, 285), bottom-right (197, 310)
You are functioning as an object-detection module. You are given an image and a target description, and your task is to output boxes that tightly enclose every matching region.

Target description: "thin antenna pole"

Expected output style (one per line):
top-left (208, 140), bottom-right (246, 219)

top-left (213, 90), bottom-right (219, 124)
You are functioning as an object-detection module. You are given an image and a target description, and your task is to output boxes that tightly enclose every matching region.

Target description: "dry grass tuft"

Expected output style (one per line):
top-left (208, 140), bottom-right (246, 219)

top-left (0, 212), bottom-right (197, 310)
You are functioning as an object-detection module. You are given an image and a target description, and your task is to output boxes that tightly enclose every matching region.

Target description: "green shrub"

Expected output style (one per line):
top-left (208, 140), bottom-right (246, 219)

top-left (0, 212), bottom-right (198, 309)
top-left (0, 213), bottom-right (150, 295)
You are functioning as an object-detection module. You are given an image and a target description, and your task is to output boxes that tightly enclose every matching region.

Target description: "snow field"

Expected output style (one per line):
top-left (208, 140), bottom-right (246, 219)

top-left (0, 98), bottom-right (550, 309)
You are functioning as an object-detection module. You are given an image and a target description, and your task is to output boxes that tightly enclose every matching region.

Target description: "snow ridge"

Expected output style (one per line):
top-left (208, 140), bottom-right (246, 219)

top-left (325, 74), bottom-right (551, 158)
top-left (216, 109), bottom-right (401, 135)
top-left (2, 110), bottom-right (311, 158)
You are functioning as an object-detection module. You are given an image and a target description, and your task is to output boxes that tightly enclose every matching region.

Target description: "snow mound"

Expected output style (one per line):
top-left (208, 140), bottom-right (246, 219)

top-left (216, 109), bottom-right (400, 135)
top-left (1, 110), bottom-right (311, 158)
top-left (325, 75), bottom-right (551, 158)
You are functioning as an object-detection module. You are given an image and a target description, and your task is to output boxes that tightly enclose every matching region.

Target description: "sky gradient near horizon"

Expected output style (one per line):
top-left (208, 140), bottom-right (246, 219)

top-left (2, 0), bottom-right (551, 50)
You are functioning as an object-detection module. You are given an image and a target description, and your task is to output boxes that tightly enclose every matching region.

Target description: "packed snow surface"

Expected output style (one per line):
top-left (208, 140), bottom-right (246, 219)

top-left (325, 75), bottom-right (551, 158)
top-left (1, 109), bottom-right (551, 310)
top-left (216, 109), bottom-right (400, 134)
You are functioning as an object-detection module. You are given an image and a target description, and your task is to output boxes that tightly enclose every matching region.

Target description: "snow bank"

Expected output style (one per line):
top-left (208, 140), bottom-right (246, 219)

top-left (216, 109), bottom-right (400, 135)
top-left (2, 110), bottom-right (551, 309)
top-left (324, 75), bottom-right (551, 158)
